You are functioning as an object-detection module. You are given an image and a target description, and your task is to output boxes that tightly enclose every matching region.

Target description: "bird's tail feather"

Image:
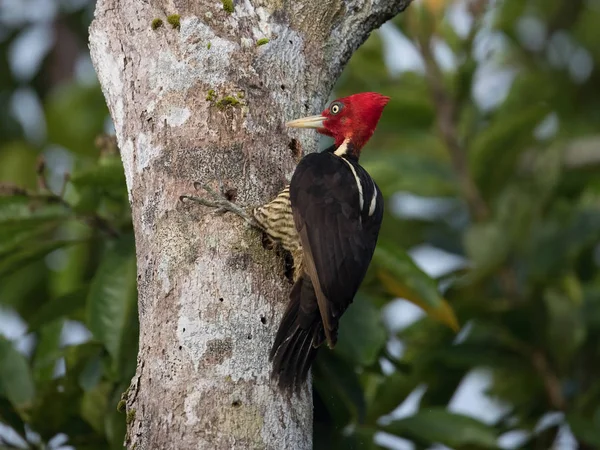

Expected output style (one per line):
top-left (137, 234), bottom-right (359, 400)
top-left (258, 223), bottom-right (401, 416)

top-left (269, 275), bottom-right (323, 391)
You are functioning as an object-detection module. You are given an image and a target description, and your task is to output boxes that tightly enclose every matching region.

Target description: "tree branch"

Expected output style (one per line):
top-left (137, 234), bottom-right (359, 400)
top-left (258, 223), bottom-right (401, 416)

top-left (531, 350), bottom-right (567, 411)
top-left (416, 1), bottom-right (490, 222)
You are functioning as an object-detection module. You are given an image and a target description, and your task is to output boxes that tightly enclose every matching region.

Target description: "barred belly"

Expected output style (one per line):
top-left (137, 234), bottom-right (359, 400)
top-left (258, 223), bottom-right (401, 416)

top-left (252, 186), bottom-right (303, 280)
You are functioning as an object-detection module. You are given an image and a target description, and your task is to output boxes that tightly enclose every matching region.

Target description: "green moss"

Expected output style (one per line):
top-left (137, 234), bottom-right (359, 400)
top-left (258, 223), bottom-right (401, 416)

top-left (256, 38), bottom-right (269, 46)
top-left (207, 42), bottom-right (212, 49)
top-left (117, 399), bottom-right (126, 413)
top-left (216, 95), bottom-right (241, 109)
top-left (167, 14), bottom-right (181, 30)
top-left (206, 91), bottom-right (243, 108)
top-left (151, 18), bottom-right (163, 30)
top-left (126, 409), bottom-right (136, 425)
top-left (222, 0), bottom-right (234, 13)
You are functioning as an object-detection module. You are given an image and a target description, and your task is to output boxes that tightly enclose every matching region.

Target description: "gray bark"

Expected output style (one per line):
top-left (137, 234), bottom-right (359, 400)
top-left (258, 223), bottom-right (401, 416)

top-left (88, 0), bottom-right (412, 448)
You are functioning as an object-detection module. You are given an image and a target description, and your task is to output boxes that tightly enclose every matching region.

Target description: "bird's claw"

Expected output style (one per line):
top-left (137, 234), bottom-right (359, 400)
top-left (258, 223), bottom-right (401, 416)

top-left (181, 181), bottom-right (256, 226)
top-left (181, 183), bottom-right (222, 208)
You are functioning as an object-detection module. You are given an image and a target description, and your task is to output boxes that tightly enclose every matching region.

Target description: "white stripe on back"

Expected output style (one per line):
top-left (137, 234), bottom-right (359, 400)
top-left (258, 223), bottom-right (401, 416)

top-left (368, 182), bottom-right (377, 216)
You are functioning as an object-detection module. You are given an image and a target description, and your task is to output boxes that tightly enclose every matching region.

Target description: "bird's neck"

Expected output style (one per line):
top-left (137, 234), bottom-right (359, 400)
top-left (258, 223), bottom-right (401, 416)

top-left (330, 138), bottom-right (360, 161)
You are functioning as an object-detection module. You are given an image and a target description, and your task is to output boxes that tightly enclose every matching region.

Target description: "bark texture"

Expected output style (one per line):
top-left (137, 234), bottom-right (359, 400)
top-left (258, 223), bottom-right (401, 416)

top-left (88, 0), bottom-right (411, 448)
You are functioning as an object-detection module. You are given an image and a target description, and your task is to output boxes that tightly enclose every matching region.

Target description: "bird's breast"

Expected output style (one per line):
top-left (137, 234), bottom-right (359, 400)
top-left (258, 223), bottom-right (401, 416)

top-left (252, 186), bottom-right (303, 277)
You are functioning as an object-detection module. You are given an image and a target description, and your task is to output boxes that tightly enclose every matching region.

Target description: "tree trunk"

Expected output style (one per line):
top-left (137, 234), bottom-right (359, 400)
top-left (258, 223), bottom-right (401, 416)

top-left (88, 0), bottom-right (411, 448)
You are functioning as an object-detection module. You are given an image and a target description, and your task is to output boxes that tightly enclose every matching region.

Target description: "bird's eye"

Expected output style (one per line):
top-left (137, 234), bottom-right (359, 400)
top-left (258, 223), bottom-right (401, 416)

top-left (330, 103), bottom-right (342, 115)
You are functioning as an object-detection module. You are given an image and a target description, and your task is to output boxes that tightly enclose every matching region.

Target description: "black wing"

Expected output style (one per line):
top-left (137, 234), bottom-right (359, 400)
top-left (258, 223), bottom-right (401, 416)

top-left (289, 152), bottom-right (384, 346)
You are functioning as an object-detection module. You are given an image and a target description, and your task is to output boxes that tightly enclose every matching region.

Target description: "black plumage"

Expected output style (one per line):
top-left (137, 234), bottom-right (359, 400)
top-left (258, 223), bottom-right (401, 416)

top-left (269, 147), bottom-right (384, 390)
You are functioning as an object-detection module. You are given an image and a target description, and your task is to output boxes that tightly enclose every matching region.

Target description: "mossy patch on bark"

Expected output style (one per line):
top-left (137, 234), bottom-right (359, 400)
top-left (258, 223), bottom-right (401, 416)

top-left (216, 96), bottom-right (241, 109)
top-left (222, 0), bottom-right (234, 13)
top-left (167, 14), bottom-right (180, 30)
top-left (206, 89), bottom-right (217, 102)
top-left (126, 408), bottom-right (136, 424)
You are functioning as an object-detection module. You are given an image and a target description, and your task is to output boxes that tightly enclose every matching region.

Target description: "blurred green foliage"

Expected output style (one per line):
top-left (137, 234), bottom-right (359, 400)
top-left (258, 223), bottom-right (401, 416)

top-left (1, 0), bottom-right (599, 449)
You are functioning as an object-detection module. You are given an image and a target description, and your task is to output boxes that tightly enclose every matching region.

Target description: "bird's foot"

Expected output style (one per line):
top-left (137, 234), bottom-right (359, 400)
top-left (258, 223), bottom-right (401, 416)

top-left (180, 182), bottom-right (256, 226)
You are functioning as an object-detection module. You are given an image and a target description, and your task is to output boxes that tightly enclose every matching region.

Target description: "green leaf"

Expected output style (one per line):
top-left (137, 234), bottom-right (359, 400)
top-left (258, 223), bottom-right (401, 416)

top-left (0, 239), bottom-right (79, 278)
top-left (335, 294), bottom-right (386, 366)
top-left (372, 240), bottom-right (459, 331)
top-left (69, 156), bottom-right (128, 215)
top-left (463, 221), bottom-right (509, 279)
top-left (573, 8), bottom-right (600, 62)
top-left (0, 196), bottom-right (70, 230)
top-left (63, 342), bottom-right (105, 391)
top-left (362, 152), bottom-right (458, 198)
top-left (45, 83), bottom-right (109, 155)
top-left (470, 105), bottom-right (549, 199)
top-left (567, 413), bottom-right (600, 447)
top-left (0, 224), bottom-right (54, 258)
top-left (81, 381), bottom-right (111, 434)
top-left (79, 351), bottom-right (104, 392)
top-left (32, 320), bottom-right (64, 386)
top-left (543, 285), bottom-right (586, 369)
top-left (0, 141), bottom-right (39, 188)
top-left (337, 427), bottom-right (378, 450)
top-left (70, 185), bottom-right (102, 214)
top-left (0, 397), bottom-right (26, 439)
top-left (383, 408), bottom-right (498, 448)
top-left (70, 156), bottom-right (126, 192)
top-left (366, 372), bottom-right (418, 423)
top-left (28, 378), bottom-right (86, 442)
top-left (0, 337), bottom-right (35, 411)
top-left (105, 383), bottom-right (128, 449)
top-left (314, 351), bottom-right (366, 424)
top-left (28, 287), bottom-right (88, 330)
top-left (527, 206), bottom-right (600, 279)
top-left (86, 234), bottom-right (137, 366)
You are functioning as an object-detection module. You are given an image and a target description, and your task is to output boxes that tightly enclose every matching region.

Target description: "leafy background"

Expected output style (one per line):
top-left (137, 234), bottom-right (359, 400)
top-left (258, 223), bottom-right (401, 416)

top-left (0, 0), bottom-right (599, 449)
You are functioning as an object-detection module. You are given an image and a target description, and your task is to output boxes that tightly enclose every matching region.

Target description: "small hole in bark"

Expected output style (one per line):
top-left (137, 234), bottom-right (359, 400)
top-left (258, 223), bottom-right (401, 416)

top-left (280, 84), bottom-right (285, 90)
top-left (225, 188), bottom-right (237, 201)
top-left (232, 400), bottom-right (242, 407)
top-left (219, 297), bottom-right (224, 302)
top-left (183, 327), bottom-right (186, 332)
top-left (247, 334), bottom-right (252, 339)
top-left (288, 138), bottom-right (302, 159)
top-left (289, 40), bottom-right (292, 44)
top-left (178, 346), bottom-right (182, 350)
top-left (260, 316), bottom-right (266, 324)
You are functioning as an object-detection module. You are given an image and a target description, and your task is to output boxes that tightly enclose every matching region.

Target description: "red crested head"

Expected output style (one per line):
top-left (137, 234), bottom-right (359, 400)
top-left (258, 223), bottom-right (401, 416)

top-left (286, 92), bottom-right (390, 156)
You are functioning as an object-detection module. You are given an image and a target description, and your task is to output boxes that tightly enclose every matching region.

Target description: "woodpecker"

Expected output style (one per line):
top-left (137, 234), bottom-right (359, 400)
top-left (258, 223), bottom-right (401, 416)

top-left (181, 92), bottom-right (389, 390)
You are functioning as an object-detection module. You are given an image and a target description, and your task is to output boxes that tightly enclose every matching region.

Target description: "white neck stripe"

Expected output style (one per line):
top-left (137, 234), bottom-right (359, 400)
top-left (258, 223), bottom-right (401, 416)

top-left (334, 138), bottom-right (350, 157)
top-left (340, 158), bottom-right (364, 211)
